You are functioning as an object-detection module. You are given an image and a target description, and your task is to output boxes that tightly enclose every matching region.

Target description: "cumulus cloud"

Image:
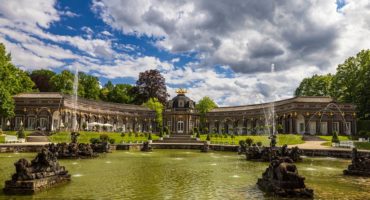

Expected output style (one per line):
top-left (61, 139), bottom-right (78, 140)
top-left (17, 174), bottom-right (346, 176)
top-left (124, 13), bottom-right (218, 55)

top-left (92, 0), bottom-right (370, 74)
top-left (1, 0), bottom-right (370, 106)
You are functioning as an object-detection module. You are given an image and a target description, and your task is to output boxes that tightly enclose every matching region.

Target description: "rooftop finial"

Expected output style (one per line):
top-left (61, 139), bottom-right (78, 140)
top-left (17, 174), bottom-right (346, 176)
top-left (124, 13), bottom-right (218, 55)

top-left (176, 88), bottom-right (187, 95)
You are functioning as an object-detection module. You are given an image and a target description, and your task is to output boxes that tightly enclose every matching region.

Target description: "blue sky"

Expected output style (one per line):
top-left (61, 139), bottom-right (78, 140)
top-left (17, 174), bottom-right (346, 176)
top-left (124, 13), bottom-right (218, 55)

top-left (0, 0), bottom-right (369, 106)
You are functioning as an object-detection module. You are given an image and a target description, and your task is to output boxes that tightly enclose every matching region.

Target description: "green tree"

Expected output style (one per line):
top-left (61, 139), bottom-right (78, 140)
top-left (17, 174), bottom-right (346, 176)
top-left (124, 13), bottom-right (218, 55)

top-left (29, 69), bottom-right (56, 92)
top-left (0, 43), bottom-right (34, 118)
top-left (78, 72), bottom-right (100, 100)
top-left (99, 81), bottom-right (114, 101)
top-left (331, 50), bottom-right (370, 119)
top-left (109, 84), bottom-right (135, 104)
top-left (144, 98), bottom-right (164, 131)
top-left (50, 70), bottom-right (74, 94)
top-left (295, 74), bottom-right (334, 96)
top-left (196, 96), bottom-right (217, 133)
top-left (131, 69), bottom-right (169, 105)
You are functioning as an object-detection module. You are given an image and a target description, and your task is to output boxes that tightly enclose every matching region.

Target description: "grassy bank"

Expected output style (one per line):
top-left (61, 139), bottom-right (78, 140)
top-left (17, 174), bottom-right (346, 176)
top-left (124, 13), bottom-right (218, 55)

top-left (355, 142), bottom-right (370, 150)
top-left (49, 131), bottom-right (159, 144)
top-left (199, 134), bottom-right (304, 146)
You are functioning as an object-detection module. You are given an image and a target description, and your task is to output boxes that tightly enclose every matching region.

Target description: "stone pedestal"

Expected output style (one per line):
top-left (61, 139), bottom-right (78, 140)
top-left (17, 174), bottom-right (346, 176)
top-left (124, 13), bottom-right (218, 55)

top-left (4, 174), bottom-right (71, 195)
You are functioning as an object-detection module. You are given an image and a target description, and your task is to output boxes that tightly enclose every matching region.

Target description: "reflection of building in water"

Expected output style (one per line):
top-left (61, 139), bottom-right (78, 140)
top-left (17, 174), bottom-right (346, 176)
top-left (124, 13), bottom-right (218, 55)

top-left (1, 92), bottom-right (357, 136)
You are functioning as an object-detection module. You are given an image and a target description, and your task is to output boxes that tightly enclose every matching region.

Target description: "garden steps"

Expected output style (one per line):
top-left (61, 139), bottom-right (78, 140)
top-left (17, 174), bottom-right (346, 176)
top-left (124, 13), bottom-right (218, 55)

top-left (154, 135), bottom-right (203, 144)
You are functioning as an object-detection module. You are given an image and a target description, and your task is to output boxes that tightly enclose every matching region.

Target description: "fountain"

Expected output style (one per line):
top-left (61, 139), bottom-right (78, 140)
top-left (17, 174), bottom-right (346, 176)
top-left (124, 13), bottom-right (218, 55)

top-left (3, 148), bottom-right (71, 194)
top-left (257, 157), bottom-right (314, 198)
top-left (343, 148), bottom-right (370, 176)
top-left (72, 66), bottom-right (79, 132)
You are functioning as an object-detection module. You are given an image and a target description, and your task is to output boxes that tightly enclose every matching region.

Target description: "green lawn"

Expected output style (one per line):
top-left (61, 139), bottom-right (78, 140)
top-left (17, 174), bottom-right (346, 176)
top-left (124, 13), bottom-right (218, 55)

top-left (355, 142), bottom-right (370, 150)
top-left (3, 131), bottom-right (34, 136)
top-left (199, 134), bottom-right (304, 146)
top-left (0, 135), bottom-right (4, 143)
top-left (49, 131), bottom-right (159, 144)
top-left (319, 135), bottom-right (351, 141)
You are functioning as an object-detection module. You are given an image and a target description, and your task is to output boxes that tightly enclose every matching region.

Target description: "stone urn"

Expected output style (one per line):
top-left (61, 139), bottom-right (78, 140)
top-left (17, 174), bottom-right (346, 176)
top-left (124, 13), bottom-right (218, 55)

top-left (159, 137), bottom-right (163, 141)
top-left (148, 140), bottom-right (153, 144)
top-left (18, 138), bottom-right (26, 143)
top-left (196, 137), bottom-right (200, 141)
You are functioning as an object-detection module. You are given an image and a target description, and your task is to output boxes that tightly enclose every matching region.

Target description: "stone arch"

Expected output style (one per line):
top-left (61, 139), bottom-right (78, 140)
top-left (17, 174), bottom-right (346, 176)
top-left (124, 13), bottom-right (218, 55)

top-left (296, 114), bottom-right (305, 134)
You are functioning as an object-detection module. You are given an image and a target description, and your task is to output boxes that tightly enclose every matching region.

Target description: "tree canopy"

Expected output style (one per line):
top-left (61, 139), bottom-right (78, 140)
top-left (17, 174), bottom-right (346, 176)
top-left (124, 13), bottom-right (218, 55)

top-left (78, 72), bottom-right (100, 100)
top-left (294, 74), bottom-right (333, 97)
top-left (131, 69), bottom-right (169, 105)
top-left (50, 70), bottom-right (74, 95)
top-left (29, 69), bottom-right (56, 92)
top-left (144, 98), bottom-right (164, 130)
top-left (196, 96), bottom-right (217, 133)
top-left (0, 43), bottom-right (34, 118)
top-left (295, 49), bottom-right (370, 119)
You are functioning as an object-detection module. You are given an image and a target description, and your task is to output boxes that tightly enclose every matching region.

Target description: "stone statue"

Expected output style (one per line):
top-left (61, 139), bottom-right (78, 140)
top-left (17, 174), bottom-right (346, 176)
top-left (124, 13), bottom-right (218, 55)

top-left (70, 132), bottom-right (80, 144)
top-left (269, 135), bottom-right (277, 148)
top-left (344, 148), bottom-right (370, 176)
top-left (246, 144), bottom-right (302, 162)
top-left (3, 148), bottom-right (71, 194)
top-left (201, 141), bottom-right (210, 153)
top-left (257, 157), bottom-right (313, 198)
top-left (141, 141), bottom-right (152, 152)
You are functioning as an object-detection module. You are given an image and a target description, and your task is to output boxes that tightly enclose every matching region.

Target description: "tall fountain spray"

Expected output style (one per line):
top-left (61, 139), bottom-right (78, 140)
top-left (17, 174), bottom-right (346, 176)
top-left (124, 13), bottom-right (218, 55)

top-left (72, 66), bottom-right (79, 131)
top-left (270, 64), bottom-right (276, 136)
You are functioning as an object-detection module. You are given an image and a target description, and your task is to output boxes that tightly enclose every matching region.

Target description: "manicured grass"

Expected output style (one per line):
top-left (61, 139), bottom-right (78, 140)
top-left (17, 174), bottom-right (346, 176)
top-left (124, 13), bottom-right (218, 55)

top-left (319, 135), bottom-right (351, 141)
top-left (355, 142), bottom-right (370, 150)
top-left (199, 134), bottom-right (304, 146)
top-left (0, 135), bottom-right (4, 143)
top-left (3, 131), bottom-right (33, 136)
top-left (49, 131), bottom-right (159, 144)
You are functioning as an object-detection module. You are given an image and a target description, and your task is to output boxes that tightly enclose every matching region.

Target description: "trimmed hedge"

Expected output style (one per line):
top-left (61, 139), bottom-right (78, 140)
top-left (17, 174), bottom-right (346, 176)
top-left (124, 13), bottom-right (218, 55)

top-left (358, 120), bottom-right (370, 131)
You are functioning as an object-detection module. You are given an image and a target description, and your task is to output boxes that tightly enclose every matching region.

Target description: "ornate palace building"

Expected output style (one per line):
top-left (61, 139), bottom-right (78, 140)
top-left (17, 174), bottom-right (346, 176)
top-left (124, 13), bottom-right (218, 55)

top-left (0, 91), bottom-right (357, 135)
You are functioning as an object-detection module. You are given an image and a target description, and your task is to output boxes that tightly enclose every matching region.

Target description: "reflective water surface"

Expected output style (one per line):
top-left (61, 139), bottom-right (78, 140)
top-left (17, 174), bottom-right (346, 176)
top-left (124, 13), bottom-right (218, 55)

top-left (0, 150), bottom-right (369, 199)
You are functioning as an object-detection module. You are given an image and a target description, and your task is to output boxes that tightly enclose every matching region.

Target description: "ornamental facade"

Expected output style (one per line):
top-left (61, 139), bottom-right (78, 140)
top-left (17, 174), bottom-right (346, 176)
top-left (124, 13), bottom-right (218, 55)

top-left (0, 92), bottom-right (357, 136)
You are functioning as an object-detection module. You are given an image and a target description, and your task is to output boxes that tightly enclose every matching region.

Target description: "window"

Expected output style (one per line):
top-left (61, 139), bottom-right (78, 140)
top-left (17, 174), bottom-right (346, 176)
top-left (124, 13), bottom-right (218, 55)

top-left (15, 117), bottom-right (23, 129)
top-left (320, 122), bottom-right (328, 135)
top-left (177, 121), bottom-right (184, 133)
top-left (299, 123), bottom-right (305, 133)
top-left (28, 117), bottom-right (36, 130)
top-left (167, 121), bottom-right (171, 127)
top-left (333, 122), bottom-right (339, 133)
top-left (179, 101), bottom-right (184, 107)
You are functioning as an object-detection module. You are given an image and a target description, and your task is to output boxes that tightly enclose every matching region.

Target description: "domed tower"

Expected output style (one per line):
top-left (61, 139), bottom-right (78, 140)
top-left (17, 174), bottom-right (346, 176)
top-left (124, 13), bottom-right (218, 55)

top-left (163, 89), bottom-right (199, 135)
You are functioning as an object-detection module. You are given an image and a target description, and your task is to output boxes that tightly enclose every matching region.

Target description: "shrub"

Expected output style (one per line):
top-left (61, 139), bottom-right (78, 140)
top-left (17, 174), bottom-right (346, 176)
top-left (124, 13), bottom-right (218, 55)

top-left (204, 127), bottom-right (209, 134)
top-left (196, 132), bottom-right (200, 138)
top-left (82, 122), bottom-right (87, 130)
top-left (17, 128), bottom-right (25, 139)
top-left (148, 133), bottom-right (152, 140)
top-left (245, 137), bottom-right (254, 146)
top-left (109, 138), bottom-right (115, 144)
top-left (135, 132), bottom-right (139, 137)
top-left (239, 140), bottom-right (246, 147)
top-left (332, 131), bottom-right (340, 143)
top-left (256, 141), bottom-right (262, 147)
top-left (90, 138), bottom-right (100, 144)
top-left (0, 128), bottom-right (3, 135)
top-left (100, 134), bottom-right (109, 142)
top-left (159, 129), bottom-right (164, 138)
top-left (206, 134), bottom-right (211, 141)
top-left (120, 132), bottom-right (125, 137)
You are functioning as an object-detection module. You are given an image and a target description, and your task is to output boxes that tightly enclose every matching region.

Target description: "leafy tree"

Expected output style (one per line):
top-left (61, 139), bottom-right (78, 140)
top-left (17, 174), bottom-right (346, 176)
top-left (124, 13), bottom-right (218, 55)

top-left (99, 81), bottom-right (114, 101)
top-left (131, 69), bottom-right (169, 105)
top-left (109, 84), bottom-right (135, 104)
top-left (29, 69), bottom-right (56, 92)
top-left (295, 74), bottom-right (334, 96)
top-left (50, 70), bottom-right (74, 94)
top-left (144, 98), bottom-right (164, 131)
top-left (0, 43), bottom-right (34, 117)
top-left (78, 72), bottom-right (100, 100)
top-left (196, 96), bottom-right (217, 133)
top-left (331, 50), bottom-right (370, 119)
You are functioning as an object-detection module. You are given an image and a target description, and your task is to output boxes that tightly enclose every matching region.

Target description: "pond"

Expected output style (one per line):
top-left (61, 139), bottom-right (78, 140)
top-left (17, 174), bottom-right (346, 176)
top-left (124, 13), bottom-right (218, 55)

top-left (0, 150), bottom-right (369, 199)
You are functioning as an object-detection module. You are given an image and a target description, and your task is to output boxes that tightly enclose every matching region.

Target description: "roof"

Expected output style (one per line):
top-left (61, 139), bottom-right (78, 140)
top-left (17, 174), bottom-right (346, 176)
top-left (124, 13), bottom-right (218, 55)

top-left (14, 92), bottom-right (63, 99)
top-left (210, 96), bottom-right (334, 112)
